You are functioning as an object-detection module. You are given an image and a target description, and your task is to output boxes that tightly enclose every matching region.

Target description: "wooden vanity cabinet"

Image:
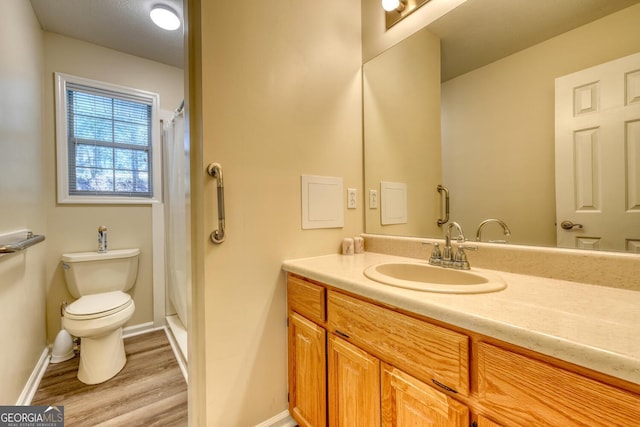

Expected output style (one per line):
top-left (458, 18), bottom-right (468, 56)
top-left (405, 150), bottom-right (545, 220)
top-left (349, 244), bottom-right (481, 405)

top-left (287, 273), bottom-right (640, 427)
top-left (287, 274), bottom-right (471, 426)
top-left (287, 276), bottom-right (327, 427)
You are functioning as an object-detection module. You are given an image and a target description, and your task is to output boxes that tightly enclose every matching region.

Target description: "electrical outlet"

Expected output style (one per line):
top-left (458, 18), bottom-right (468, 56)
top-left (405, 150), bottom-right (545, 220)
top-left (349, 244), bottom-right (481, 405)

top-left (369, 189), bottom-right (378, 209)
top-left (347, 188), bottom-right (357, 209)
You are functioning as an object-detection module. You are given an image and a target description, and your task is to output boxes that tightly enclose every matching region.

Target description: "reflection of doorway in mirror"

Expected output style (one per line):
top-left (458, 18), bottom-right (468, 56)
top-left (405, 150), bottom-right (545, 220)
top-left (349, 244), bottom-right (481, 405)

top-left (555, 51), bottom-right (640, 252)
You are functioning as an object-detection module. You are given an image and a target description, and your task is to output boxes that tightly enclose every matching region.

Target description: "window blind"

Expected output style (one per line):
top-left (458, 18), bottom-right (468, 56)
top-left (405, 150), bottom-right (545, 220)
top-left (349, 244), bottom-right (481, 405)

top-left (66, 83), bottom-right (154, 197)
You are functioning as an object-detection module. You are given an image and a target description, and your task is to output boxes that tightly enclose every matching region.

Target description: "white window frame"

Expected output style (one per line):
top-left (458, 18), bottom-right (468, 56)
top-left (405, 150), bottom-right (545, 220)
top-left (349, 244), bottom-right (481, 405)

top-left (54, 72), bottom-right (162, 204)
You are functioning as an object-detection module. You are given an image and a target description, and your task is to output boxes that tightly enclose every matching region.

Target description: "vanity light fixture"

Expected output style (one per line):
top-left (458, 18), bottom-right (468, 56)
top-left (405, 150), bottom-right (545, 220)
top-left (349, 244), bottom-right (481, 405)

top-left (382, 0), bottom-right (431, 29)
top-left (150, 5), bottom-right (181, 31)
top-left (382, 0), bottom-right (407, 12)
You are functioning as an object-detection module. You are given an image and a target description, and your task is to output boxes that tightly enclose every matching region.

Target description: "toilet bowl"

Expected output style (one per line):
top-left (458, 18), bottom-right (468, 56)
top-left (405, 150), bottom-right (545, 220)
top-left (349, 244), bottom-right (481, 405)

top-left (61, 249), bottom-right (139, 384)
top-left (63, 291), bottom-right (135, 384)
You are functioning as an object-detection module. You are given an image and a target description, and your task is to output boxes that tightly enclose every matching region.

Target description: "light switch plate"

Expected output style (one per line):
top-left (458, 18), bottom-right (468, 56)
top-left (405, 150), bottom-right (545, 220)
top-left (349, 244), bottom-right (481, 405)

top-left (369, 189), bottom-right (378, 209)
top-left (347, 188), bottom-right (357, 209)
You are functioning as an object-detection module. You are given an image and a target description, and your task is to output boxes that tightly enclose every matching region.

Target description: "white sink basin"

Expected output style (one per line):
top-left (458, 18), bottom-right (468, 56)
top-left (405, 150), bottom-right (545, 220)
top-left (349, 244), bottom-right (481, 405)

top-left (363, 262), bottom-right (507, 294)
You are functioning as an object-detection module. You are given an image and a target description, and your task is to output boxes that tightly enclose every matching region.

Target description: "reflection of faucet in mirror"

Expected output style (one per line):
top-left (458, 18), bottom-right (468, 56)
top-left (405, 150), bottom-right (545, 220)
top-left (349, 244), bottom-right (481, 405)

top-left (476, 219), bottom-right (511, 243)
top-left (443, 221), bottom-right (465, 268)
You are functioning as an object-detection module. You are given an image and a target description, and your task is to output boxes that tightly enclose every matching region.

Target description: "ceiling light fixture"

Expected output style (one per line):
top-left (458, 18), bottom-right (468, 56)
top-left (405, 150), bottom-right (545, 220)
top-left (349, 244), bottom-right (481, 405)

top-left (150, 5), bottom-right (181, 31)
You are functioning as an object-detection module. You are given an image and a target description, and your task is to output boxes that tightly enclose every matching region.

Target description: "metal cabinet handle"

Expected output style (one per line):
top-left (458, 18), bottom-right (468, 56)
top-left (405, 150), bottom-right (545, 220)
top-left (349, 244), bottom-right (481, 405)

top-left (207, 163), bottom-right (226, 244)
top-left (560, 220), bottom-right (583, 230)
top-left (437, 184), bottom-right (450, 227)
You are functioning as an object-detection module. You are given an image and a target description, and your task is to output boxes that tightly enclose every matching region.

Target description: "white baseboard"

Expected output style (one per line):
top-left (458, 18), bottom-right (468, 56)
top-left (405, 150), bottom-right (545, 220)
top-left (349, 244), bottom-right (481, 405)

top-left (123, 321), bottom-right (160, 338)
top-left (254, 410), bottom-right (296, 427)
top-left (16, 348), bottom-right (50, 405)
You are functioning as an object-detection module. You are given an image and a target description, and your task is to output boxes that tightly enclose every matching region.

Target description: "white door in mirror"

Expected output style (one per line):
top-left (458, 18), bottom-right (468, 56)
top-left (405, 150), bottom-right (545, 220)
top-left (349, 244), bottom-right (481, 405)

top-left (555, 52), bottom-right (640, 253)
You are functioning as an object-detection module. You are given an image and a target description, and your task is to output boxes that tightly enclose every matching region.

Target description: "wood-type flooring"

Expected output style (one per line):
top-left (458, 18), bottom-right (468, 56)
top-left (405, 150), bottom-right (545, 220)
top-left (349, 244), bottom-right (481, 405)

top-left (31, 329), bottom-right (187, 426)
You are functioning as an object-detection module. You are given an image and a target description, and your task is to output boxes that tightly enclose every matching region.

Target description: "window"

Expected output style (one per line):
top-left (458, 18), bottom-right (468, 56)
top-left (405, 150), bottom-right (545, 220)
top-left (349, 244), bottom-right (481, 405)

top-left (55, 73), bottom-right (161, 204)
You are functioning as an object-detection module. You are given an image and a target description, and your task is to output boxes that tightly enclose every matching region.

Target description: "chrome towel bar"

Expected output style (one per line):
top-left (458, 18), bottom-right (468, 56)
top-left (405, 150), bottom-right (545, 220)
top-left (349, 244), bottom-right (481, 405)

top-left (0, 231), bottom-right (46, 254)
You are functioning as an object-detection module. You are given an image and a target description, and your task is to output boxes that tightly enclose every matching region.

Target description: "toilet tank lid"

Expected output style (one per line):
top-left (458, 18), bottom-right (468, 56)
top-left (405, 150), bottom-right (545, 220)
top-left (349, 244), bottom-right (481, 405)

top-left (61, 248), bottom-right (140, 262)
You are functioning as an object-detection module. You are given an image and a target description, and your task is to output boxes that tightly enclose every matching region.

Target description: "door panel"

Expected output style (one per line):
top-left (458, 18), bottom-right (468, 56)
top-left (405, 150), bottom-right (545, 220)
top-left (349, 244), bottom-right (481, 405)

top-left (555, 52), bottom-right (640, 252)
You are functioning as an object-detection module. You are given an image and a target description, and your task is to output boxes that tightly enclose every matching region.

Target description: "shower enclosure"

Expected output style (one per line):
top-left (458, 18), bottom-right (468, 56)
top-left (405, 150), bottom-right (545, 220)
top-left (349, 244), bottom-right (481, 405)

top-left (163, 103), bottom-right (189, 362)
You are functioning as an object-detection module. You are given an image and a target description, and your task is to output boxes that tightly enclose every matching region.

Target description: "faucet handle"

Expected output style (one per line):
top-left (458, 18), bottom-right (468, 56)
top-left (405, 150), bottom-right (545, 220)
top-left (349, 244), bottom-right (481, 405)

top-left (453, 244), bottom-right (477, 270)
top-left (422, 241), bottom-right (442, 266)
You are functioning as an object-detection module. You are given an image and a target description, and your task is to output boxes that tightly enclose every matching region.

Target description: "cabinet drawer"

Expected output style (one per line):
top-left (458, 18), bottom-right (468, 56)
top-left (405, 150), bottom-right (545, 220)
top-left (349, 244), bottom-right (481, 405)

top-left (477, 342), bottom-right (640, 426)
top-left (287, 274), bottom-right (326, 324)
top-left (327, 291), bottom-right (469, 395)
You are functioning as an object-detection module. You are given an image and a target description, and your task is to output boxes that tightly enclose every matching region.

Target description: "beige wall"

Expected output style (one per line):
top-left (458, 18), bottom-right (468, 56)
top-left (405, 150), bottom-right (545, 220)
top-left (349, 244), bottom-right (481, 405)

top-left (190, 0), bottom-right (363, 424)
top-left (364, 27), bottom-right (442, 237)
top-left (441, 3), bottom-right (640, 247)
top-left (0, 0), bottom-right (47, 404)
top-left (42, 33), bottom-right (184, 342)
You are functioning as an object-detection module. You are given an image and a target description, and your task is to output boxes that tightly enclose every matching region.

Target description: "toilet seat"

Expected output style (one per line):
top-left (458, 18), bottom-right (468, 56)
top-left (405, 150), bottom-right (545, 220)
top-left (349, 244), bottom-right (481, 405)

top-left (64, 291), bottom-right (133, 320)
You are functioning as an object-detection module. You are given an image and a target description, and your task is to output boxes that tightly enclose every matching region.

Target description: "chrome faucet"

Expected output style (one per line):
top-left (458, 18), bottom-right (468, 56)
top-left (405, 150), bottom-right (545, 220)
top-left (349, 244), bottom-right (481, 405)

top-left (476, 218), bottom-right (511, 243)
top-left (423, 222), bottom-right (477, 269)
top-left (442, 222), bottom-right (465, 268)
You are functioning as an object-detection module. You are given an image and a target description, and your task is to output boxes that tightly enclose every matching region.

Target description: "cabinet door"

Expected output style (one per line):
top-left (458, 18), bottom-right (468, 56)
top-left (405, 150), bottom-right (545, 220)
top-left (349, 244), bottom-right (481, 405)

top-left (478, 342), bottom-right (640, 426)
top-left (382, 363), bottom-right (469, 427)
top-left (288, 312), bottom-right (326, 427)
top-left (329, 335), bottom-right (381, 427)
top-left (476, 415), bottom-right (503, 427)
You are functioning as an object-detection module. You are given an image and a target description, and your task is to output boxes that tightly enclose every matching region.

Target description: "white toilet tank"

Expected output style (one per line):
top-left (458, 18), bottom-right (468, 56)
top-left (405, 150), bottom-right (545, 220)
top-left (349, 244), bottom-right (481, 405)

top-left (61, 248), bottom-right (140, 298)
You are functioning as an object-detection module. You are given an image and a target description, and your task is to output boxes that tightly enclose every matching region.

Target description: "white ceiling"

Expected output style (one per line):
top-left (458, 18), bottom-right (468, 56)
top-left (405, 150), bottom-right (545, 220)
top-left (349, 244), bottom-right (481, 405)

top-left (428, 0), bottom-right (640, 81)
top-left (29, 0), bottom-right (184, 68)
top-left (29, 0), bottom-right (640, 78)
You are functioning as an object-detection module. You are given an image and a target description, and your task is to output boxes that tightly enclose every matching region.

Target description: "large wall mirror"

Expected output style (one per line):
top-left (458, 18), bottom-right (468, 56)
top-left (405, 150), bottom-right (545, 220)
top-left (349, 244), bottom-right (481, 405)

top-left (363, 0), bottom-right (640, 253)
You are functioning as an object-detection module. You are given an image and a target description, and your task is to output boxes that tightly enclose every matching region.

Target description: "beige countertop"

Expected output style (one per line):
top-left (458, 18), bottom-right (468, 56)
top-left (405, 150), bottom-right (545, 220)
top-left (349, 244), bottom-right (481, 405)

top-left (282, 252), bottom-right (640, 385)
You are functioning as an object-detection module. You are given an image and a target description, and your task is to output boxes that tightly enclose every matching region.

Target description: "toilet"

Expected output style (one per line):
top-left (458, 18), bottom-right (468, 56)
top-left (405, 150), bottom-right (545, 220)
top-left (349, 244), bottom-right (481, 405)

top-left (61, 248), bottom-right (139, 384)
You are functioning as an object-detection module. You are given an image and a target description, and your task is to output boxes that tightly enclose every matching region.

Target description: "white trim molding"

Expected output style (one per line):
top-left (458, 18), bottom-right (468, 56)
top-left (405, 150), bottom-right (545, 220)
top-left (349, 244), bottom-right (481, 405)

top-left (54, 72), bottom-right (162, 205)
top-left (17, 348), bottom-right (50, 405)
top-left (122, 321), bottom-right (158, 338)
top-left (253, 410), bottom-right (296, 427)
